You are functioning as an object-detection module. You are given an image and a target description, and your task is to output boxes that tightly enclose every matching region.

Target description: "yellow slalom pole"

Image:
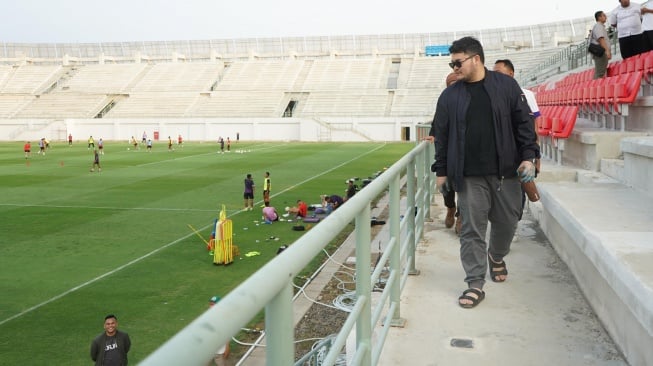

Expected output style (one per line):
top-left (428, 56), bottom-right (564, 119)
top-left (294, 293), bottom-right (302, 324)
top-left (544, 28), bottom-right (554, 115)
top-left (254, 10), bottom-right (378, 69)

top-left (187, 224), bottom-right (210, 246)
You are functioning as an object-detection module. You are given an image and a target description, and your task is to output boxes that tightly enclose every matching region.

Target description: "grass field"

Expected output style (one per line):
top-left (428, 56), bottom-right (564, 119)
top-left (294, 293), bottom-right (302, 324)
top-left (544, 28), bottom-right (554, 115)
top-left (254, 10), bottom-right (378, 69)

top-left (0, 139), bottom-right (413, 365)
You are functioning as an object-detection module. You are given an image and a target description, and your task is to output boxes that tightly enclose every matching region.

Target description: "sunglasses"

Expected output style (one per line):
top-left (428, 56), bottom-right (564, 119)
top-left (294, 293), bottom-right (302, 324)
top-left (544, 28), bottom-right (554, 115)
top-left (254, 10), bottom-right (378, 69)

top-left (448, 54), bottom-right (475, 69)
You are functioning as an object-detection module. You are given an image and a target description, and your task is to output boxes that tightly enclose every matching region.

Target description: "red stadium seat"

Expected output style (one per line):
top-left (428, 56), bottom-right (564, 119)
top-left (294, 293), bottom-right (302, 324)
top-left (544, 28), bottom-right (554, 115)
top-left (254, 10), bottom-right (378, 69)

top-left (626, 55), bottom-right (639, 74)
top-left (551, 106), bottom-right (579, 139)
top-left (538, 105), bottom-right (562, 137)
top-left (642, 51), bottom-right (653, 84)
top-left (607, 71), bottom-right (642, 113)
top-left (603, 71), bottom-right (643, 130)
top-left (607, 60), bottom-right (620, 77)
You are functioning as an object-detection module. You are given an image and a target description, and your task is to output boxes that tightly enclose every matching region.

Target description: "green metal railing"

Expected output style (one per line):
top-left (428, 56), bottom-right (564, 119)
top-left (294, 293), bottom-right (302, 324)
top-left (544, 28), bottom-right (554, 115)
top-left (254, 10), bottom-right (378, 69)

top-left (140, 139), bottom-right (435, 366)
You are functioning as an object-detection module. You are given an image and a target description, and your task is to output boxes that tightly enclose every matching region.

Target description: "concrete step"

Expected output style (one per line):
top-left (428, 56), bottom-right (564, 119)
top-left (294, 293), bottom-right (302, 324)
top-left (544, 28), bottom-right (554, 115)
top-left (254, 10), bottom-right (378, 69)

top-left (532, 171), bottom-right (653, 366)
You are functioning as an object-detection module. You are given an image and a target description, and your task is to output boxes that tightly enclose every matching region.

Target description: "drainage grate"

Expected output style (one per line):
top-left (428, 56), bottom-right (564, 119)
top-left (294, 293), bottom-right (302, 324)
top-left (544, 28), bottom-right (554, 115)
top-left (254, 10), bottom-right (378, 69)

top-left (450, 338), bottom-right (474, 348)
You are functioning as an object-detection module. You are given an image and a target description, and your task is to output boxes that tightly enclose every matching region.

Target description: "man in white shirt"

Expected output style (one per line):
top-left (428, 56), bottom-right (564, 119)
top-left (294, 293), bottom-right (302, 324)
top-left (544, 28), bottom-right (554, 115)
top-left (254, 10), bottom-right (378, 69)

top-left (493, 59), bottom-right (542, 221)
top-left (641, 1), bottom-right (653, 51)
top-left (493, 59), bottom-right (541, 132)
top-left (609, 0), bottom-right (645, 58)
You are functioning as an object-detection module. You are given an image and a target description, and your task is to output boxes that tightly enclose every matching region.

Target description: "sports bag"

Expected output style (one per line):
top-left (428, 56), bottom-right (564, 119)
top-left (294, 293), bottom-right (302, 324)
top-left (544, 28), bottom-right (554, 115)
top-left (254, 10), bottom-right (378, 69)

top-left (588, 42), bottom-right (605, 57)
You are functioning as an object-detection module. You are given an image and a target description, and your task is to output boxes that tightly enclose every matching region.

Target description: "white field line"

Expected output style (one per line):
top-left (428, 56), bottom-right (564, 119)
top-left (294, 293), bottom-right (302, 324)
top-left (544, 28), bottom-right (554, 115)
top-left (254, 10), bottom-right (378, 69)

top-left (0, 143), bottom-right (386, 326)
top-left (0, 203), bottom-right (218, 212)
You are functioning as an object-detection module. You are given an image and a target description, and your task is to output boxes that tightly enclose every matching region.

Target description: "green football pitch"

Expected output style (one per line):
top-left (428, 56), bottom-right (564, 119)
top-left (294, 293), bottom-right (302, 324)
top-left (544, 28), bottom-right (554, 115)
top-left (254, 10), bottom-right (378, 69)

top-left (0, 140), bottom-right (413, 365)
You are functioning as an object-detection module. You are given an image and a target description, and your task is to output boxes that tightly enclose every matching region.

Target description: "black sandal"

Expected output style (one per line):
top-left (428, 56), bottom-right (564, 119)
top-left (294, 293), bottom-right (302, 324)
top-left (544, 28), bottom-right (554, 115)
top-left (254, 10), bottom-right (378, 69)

top-left (458, 288), bottom-right (485, 308)
top-left (488, 253), bottom-right (508, 282)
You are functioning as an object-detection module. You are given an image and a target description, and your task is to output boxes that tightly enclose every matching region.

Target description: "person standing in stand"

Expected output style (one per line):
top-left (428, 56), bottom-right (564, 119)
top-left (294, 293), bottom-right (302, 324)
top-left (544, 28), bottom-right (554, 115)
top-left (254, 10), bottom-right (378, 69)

top-left (590, 10), bottom-right (612, 78)
top-left (642, 2), bottom-right (653, 51)
top-left (609, 0), bottom-right (644, 59)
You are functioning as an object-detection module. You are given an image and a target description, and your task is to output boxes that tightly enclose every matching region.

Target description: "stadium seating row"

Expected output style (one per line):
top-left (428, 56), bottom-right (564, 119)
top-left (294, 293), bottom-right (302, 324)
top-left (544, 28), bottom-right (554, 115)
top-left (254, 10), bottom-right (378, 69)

top-left (537, 105), bottom-right (579, 164)
top-left (550, 50), bottom-right (653, 89)
top-left (535, 70), bottom-right (642, 131)
top-left (530, 54), bottom-right (650, 163)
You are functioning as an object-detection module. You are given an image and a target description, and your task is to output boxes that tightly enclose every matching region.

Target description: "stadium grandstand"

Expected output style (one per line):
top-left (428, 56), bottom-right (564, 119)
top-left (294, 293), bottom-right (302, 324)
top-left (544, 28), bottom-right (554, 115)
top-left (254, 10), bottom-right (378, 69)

top-left (0, 17), bottom-right (596, 143)
top-left (3, 13), bottom-right (653, 366)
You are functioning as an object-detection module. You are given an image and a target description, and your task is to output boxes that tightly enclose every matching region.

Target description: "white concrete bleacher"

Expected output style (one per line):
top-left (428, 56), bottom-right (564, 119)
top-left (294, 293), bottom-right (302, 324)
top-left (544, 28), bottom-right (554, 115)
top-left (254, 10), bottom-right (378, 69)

top-left (215, 60), bottom-right (304, 91)
top-left (189, 91), bottom-right (285, 117)
top-left (296, 91), bottom-right (389, 117)
top-left (300, 58), bottom-right (389, 90)
top-left (130, 62), bottom-right (224, 92)
top-left (486, 47), bottom-right (567, 80)
top-left (104, 92), bottom-right (200, 118)
top-left (0, 65), bottom-right (63, 94)
top-left (0, 65), bottom-right (14, 88)
top-left (60, 63), bottom-right (148, 94)
top-left (0, 95), bottom-right (35, 118)
top-left (397, 57), bottom-right (449, 89)
top-left (389, 89), bottom-right (438, 117)
top-left (388, 57), bottom-right (449, 117)
top-left (12, 93), bottom-right (111, 119)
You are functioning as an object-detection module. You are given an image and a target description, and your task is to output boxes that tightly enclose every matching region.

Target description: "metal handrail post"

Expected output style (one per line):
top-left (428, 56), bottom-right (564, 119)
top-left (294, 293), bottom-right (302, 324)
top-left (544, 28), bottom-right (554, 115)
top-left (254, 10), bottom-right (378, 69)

top-left (415, 151), bottom-right (425, 235)
top-left (406, 163), bottom-right (418, 275)
top-left (265, 282), bottom-right (294, 365)
top-left (388, 173), bottom-right (405, 326)
top-left (425, 142), bottom-right (435, 218)
top-left (355, 204), bottom-right (372, 366)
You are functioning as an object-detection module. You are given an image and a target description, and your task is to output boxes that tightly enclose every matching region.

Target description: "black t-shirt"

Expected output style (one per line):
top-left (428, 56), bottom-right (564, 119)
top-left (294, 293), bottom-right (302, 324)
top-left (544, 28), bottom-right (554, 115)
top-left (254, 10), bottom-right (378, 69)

top-left (463, 79), bottom-right (498, 176)
top-left (103, 335), bottom-right (122, 366)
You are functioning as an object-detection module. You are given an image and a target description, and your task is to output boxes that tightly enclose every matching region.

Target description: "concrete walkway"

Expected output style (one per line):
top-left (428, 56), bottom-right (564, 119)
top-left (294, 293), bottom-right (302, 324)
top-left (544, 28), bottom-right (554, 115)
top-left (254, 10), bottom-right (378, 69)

top-left (376, 204), bottom-right (627, 366)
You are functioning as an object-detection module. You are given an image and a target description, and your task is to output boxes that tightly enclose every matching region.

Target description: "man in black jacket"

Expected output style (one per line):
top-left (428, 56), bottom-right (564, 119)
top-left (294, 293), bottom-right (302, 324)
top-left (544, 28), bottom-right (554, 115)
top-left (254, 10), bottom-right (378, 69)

top-left (432, 36), bottom-right (539, 309)
top-left (90, 314), bottom-right (131, 365)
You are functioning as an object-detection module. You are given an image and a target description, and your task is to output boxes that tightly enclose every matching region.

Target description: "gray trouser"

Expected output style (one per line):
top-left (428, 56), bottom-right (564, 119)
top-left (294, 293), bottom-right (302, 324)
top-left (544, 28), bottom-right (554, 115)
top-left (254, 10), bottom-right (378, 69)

top-left (457, 175), bottom-right (522, 289)
top-left (593, 53), bottom-right (609, 79)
